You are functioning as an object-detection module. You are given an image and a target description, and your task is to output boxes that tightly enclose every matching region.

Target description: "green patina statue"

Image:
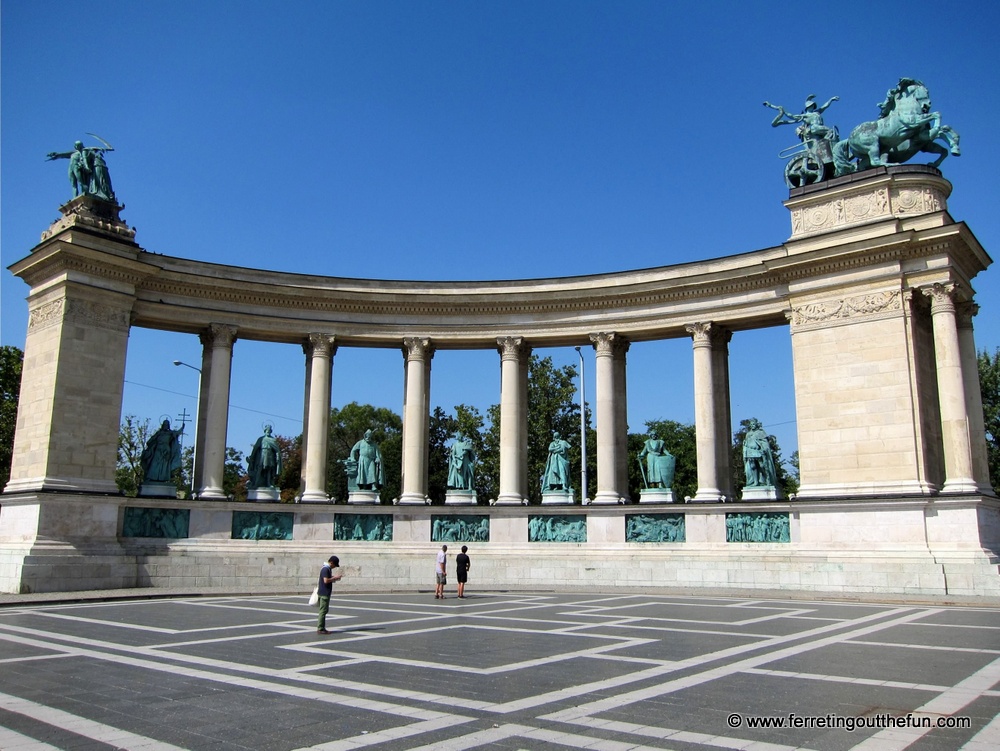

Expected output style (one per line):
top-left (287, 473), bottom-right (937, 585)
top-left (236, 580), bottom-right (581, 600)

top-left (46, 133), bottom-right (117, 202)
top-left (767, 79), bottom-right (960, 188)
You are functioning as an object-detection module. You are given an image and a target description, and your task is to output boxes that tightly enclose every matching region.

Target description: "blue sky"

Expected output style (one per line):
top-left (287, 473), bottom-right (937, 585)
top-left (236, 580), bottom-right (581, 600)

top-left (3, 1), bottom-right (998, 470)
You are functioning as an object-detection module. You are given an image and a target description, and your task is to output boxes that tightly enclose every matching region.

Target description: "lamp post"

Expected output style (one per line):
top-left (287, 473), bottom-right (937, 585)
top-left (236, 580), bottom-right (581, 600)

top-left (173, 360), bottom-right (202, 498)
top-left (575, 346), bottom-right (588, 504)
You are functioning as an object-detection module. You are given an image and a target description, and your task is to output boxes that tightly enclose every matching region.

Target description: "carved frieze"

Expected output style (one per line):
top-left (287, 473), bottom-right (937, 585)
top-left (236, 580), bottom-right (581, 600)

top-left (789, 290), bottom-right (902, 330)
top-left (27, 297), bottom-right (131, 334)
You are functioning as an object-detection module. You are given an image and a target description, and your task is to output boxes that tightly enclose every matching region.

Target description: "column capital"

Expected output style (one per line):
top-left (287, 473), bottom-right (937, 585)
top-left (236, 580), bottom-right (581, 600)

top-left (497, 336), bottom-right (530, 362)
top-left (306, 333), bottom-right (337, 357)
top-left (402, 337), bottom-right (434, 362)
top-left (956, 301), bottom-right (979, 329)
top-left (203, 323), bottom-right (238, 348)
top-left (921, 283), bottom-right (957, 314)
top-left (685, 321), bottom-right (729, 347)
top-left (589, 331), bottom-right (629, 357)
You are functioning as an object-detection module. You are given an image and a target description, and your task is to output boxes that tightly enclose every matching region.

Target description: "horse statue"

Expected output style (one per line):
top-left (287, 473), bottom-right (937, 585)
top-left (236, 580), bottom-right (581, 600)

top-left (833, 78), bottom-right (960, 176)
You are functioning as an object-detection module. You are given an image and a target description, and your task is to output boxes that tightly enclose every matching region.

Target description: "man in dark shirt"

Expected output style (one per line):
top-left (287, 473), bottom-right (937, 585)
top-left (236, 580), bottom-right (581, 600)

top-left (317, 555), bottom-right (341, 634)
top-left (455, 546), bottom-right (471, 599)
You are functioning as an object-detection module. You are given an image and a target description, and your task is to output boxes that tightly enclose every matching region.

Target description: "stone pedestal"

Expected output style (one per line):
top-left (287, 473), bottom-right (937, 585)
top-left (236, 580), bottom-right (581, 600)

top-left (348, 491), bottom-right (381, 505)
top-left (541, 490), bottom-right (575, 505)
top-left (639, 489), bottom-right (676, 504)
top-left (248, 488), bottom-right (280, 502)
top-left (740, 486), bottom-right (784, 502)
top-left (445, 490), bottom-right (477, 506)
top-left (139, 483), bottom-right (179, 498)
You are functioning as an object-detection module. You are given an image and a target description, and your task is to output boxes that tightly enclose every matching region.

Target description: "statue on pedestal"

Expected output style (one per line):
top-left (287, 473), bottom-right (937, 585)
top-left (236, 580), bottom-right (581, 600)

top-left (543, 432), bottom-right (572, 492)
top-left (742, 419), bottom-right (777, 488)
top-left (248, 425), bottom-right (282, 490)
top-left (350, 429), bottom-right (384, 490)
top-left (46, 134), bottom-right (117, 202)
top-left (140, 419), bottom-right (184, 486)
top-left (637, 438), bottom-right (676, 489)
top-left (447, 434), bottom-right (475, 490)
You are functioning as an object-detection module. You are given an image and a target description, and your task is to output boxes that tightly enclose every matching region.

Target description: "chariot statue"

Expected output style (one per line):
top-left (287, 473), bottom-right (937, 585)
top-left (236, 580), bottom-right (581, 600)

top-left (766, 79), bottom-right (960, 188)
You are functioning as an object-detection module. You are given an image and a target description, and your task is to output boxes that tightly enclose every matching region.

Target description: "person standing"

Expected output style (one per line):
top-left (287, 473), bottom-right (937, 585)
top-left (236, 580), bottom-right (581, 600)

top-left (435, 544), bottom-right (448, 599)
top-left (317, 555), bottom-right (341, 634)
top-left (455, 545), bottom-right (471, 599)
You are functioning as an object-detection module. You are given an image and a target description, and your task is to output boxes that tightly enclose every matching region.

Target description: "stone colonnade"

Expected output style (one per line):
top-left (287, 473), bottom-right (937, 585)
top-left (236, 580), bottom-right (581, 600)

top-left (4, 167), bottom-right (994, 506)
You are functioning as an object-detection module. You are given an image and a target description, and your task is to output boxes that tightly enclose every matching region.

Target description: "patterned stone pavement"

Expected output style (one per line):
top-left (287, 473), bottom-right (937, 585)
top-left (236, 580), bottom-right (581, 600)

top-left (1, 592), bottom-right (998, 751)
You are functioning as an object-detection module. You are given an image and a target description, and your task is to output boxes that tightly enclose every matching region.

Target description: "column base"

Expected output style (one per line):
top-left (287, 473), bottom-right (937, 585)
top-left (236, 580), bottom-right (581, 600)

top-left (690, 489), bottom-right (726, 503)
top-left (445, 490), bottom-right (477, 505)
top-left (942, 479), bottom-right (980, 494)
top-left (299, 490), bottom-right (331, 503)
top-left (396, 493), bottom-right (428, 505)
top-left (494, 494), bottom-right (526, 506)
top-left (349, 491), bottom-right (382, 505)
top-left (639, 489), bottom-right (676, 504)
top-left (196, 486), bottom-right (228, 500)
top-left (591, 491), bottom-right (625, 505)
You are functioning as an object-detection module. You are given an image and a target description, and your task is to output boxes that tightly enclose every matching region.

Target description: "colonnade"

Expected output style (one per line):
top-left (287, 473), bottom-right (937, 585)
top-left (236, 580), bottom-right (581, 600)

top-left (178, 280), bottom-right (987, 504)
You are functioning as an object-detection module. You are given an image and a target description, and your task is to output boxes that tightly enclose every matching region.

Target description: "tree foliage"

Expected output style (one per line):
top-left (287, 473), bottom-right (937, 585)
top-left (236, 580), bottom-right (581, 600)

top-left (117, 414), bottom-right (153, 496)
top-left (980, 348), bottom-right (1000, 492)
top-left (326, 401), bottom-right (402, 502)
top-left (0, 345), bottom-right (24, 488)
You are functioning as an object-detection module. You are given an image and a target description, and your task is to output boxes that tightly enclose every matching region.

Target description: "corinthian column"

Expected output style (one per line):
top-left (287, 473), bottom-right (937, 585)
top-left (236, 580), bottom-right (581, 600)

top-left (198, 324), bottom-right (238, 499)
top-left (399, 337), bottom-right (434, 505)
top-left (686, 322), bottom-right (725, 502)
top-left (496, 336), bottom-right (530, 504)
top-left (924, 285), bottom-right (977, 493)
top-left (591, 332), bottom-right (628, 504)
top-left (301, 334), bottom-right (336, 502)
top-left (957, 303), bottom-right (994, 494)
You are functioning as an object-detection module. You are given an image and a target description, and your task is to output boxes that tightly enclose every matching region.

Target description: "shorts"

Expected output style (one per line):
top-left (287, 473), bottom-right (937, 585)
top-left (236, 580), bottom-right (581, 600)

top-left (436, 573), bottom-right (447, 585)
top-left (457, 571), bottom-right (468, 584)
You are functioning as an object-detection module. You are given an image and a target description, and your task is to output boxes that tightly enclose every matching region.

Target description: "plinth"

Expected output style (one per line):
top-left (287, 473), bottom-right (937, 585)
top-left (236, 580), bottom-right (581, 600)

top-left (139, 482), bottom-right (178, 498)
top-left (541, 490), bottom-right (575, 505)
top-left (445, 490), bottom-right (477, 505)
top-left (348, 491), bottom-right (381, 505)
top-left (639, 488), bottom-right (676, 504)
top-left (248, 488), bottom-right (280, 502)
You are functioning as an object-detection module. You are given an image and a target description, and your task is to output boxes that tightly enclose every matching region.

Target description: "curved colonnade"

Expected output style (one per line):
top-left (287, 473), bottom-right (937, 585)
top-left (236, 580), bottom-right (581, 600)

top-left (3, 166), bottom-right (999, 596)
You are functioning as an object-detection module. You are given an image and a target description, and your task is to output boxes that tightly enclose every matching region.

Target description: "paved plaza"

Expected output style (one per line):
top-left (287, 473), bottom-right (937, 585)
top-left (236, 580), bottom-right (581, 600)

top-left (1, 591), bottom-right (998, 751)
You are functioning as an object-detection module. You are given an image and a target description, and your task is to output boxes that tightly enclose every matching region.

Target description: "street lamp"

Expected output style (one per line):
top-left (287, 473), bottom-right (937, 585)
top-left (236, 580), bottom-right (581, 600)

top-left (173, 360), bottom-right (202, 498)
top-left (575, 346), bottom-right (588, 504)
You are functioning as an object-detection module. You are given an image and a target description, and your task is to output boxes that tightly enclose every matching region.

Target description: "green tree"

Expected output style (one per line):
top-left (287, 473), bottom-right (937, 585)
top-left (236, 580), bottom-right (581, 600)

top-left (732, 417), bottom-right (798, 497)
top-left (0, 345), bottom-right (24, 487)
top-left (980, 348), bottom-right (1000, 492)
top-left (275, 434), bottom-right (302, 503)
top-left (117, 414), bottom-right (153, 496)
top-left (428, 406), bottom-right (458, 503)
top-left (637, 419), bottom-right (698, 502)
top-left (326, 402), bottom-right (403, 503)
top-left (483, 355), bottom-right (589, 503)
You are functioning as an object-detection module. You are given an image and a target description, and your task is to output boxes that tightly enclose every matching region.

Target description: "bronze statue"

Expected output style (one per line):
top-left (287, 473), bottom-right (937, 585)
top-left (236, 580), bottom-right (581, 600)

top-left (46, 134), bottom-right (117, 202)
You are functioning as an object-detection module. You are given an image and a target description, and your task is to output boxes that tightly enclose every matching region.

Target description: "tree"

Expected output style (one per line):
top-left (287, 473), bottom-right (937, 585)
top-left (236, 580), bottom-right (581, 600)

top-left (980, 348), bottom-right (1000, 492)
top-left (0, 345), bottom-right (24, 488)
top-left (732, 417), bottom-right (798, 497)
top-left (326, 402), bottom-right (403, 502)
top-left (275, 434), bottom-right (302, 503)
top-left (483, 355), bottom-right (589, 503)
top-left (117, 414), bottom-right (153, 496)
top-left (636, 419), bottom-right (698, 502)
top-left (428, 406), bottom-right (458, 503)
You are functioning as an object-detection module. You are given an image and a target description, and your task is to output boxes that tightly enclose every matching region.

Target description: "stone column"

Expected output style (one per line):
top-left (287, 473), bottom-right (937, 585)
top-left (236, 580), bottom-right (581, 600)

top-left (298, 342), bottom-right (313, 497)
top-left (712, 328), bottom-right (734, 500)
top-left (614, 337), bottom-right (631, 501)
top-left (687, 322), bottom-right (725, 502)
top-left (923, 285), bottom-right (977, 493)
top-left (957, 303), bottom-right (993, 494)
top-left (196, 324), bottom-right (237, 499)
top-left (192, 331), bottom-right (213, 496)
top-left (301, 334), bottom-right (336, 502)
top-left (496, 336), bottom-right (530, 505)
top-left (399, 337), bottom-right (434, 505)
top-left (591, 332), bottom-right (626, 504)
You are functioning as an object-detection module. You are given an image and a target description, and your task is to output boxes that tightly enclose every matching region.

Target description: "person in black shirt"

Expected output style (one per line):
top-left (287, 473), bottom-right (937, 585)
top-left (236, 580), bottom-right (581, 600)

top-left (317, 555), bottom-right (341, 634)
top-left (455, 545), bottom-right (471, 599)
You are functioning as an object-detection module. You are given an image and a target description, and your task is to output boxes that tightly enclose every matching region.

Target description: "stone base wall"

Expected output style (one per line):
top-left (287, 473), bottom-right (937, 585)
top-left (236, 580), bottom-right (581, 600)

top-left (2, 492), bottom-right (998, 597)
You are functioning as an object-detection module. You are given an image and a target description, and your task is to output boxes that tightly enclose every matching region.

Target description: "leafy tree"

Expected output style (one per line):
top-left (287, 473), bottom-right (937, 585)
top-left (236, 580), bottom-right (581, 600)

top-left (483, 355), bottom-right (590, 503)
top-left (275, 434), bottom-right (302, 503)
top-left (326, 401), bottom-right (403, 503)
top-left (117, 414), bottom-right (153, 496)
top-left (224, 447), bottom-right (247, 501)
top-left (732, 417), bottom-right (798, 497)
top-left (0, 345), bottom-right (24, 487)
top-left (428, 406), bottom-right (458, 503)
top-left (980, 348), bottom-right (1000, 492)
top-left (636, 419), bottom-right (698, 502)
